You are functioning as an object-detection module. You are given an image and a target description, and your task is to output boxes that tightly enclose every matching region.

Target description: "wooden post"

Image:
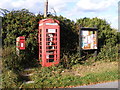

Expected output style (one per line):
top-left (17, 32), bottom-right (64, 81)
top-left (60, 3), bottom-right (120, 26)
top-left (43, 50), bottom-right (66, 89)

top-left (16, 38), bottom-right (20, 56)
top-left (94, 50), bottom-right (97, 57)
top-left (0, 17), bottom-right (1, 34)
top-left (79, 28), bottom-right (82, 57)
top-left (44, 0), bottom-right (48, 18)
top-left (94, 29), bottom-right (98, 58)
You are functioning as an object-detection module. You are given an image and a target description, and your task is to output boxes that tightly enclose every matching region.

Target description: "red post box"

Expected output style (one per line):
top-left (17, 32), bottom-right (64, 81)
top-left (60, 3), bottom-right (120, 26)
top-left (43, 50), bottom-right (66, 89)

top-left (16, 36), bottom-right (25, 50)
top-left (38, 19), bottom-right (60, 67)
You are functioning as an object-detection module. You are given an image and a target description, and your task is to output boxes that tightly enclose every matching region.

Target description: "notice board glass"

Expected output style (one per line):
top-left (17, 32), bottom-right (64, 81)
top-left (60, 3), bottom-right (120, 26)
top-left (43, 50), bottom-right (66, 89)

top-left (80, 28), bottom-right (98, 50)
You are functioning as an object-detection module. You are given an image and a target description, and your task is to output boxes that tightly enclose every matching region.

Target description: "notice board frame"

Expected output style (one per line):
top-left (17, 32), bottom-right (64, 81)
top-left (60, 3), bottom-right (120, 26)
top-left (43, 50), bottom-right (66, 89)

top-left (79, 27), bottom-right (98, 57)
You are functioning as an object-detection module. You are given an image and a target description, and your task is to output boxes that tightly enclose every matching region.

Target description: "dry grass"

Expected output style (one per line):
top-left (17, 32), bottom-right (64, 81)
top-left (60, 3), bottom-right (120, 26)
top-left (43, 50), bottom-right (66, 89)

top-left (61, 61), bottom-right (118, 77)
top-left (25, 61), bottom-right (118, 88)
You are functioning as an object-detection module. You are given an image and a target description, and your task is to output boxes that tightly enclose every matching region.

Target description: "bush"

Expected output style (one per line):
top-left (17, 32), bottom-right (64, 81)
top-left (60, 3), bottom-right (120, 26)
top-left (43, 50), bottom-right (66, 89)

top-left (2, 45), bottom-right (39, 72)
top-left (99, 30), bottom-right (118, 47)
top-left (96, 44), bottom-right (119, 62)
top-left (2, 9), bottom-right (120, 70)
top-left (2, 9), bottom-right (40, 70)
top-left (2, 46), bottom-right (23, 72)
top-left (60, 53), bottom-right (82, 69)
top-left (2, 69), bottom-right (22, 88)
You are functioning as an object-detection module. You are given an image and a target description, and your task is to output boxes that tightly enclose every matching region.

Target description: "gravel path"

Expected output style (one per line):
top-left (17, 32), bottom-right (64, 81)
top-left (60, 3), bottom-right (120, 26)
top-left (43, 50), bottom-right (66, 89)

top-left (74, 81), bottom-right (118, 88)
top-left (53, 81), bottom-right (119, 90)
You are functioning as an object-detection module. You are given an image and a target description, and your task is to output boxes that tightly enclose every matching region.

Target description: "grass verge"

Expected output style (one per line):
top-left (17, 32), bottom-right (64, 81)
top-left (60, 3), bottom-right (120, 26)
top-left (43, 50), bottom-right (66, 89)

top-left (22, 61), bottom-right (118, 88)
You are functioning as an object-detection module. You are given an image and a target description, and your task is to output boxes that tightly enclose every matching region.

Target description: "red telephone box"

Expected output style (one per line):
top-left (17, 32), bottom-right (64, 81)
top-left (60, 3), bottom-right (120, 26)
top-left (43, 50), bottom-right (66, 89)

top-left (16, 36), bottom-right (25, 50)
top-left (38, 19), bottom-right (60, 67)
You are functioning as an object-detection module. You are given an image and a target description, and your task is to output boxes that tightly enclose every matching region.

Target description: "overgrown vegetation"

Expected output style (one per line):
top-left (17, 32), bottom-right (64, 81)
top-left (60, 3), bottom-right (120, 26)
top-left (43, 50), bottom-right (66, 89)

top-left (2, 69), bottom-right (22, 88)
top-left (1, 9), bottom-right (119, 88)
top-left (96, 44), bottom-right (119, 62)
top-left (21, 61), bottom-right (118, 88)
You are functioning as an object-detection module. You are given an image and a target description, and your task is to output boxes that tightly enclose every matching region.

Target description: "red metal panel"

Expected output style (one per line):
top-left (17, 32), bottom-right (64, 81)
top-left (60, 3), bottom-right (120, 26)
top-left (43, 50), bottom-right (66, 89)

top-left (42, 24), bottom-right (46, 66)
top-left (38, 18), bottom-right (60, 67)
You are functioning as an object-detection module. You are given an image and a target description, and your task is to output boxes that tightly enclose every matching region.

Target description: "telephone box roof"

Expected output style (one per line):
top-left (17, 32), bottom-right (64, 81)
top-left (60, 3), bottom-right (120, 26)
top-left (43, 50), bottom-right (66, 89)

top-left (39, 18), bottom-right (59, 24)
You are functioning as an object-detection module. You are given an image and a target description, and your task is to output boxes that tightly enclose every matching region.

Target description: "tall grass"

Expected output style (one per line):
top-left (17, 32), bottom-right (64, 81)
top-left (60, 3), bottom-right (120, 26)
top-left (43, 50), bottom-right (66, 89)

top-left (22, 67), bottom-right (118, 88)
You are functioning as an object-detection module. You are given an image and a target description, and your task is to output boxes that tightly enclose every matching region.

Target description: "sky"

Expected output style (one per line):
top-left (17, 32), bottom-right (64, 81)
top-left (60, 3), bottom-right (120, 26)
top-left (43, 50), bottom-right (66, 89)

top-left (0, 0), bottom-right (119, 29)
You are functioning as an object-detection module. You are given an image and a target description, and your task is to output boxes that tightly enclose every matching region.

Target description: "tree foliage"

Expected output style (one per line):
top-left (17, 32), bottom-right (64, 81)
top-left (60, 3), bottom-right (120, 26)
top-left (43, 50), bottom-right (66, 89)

top-left (1, 9), bottom-right (120, 88)
top-left (2, 9), bottom-right (44, 70)
top-left (53, 15), bottom-right (78, 54)
top-left (76, 17), bottom-right (119, 48)
top-left (2, 9), bottom-right (37, 45)
top-left (76, 17), bottom-right (119, 63)
top-left (2, 9), bottom-right (120, 71)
